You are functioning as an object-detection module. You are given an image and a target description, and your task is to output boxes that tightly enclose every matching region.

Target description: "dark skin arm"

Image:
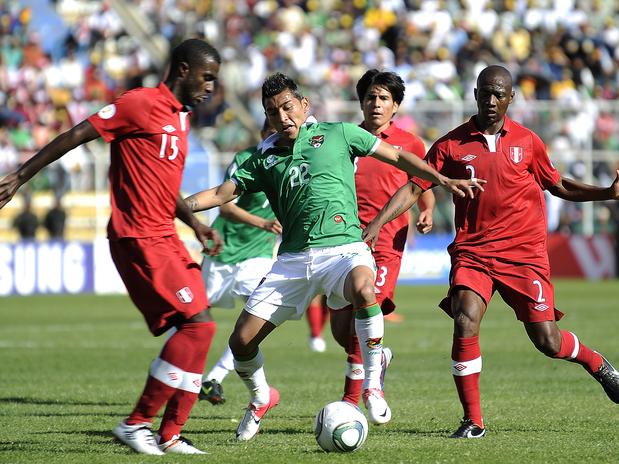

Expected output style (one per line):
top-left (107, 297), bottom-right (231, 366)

top-left (0, 120), bottom-right (99, 208)
top-left (175, 196), bottom-right (223, 256)
top-left (546, 172), bottom-right (619, 202)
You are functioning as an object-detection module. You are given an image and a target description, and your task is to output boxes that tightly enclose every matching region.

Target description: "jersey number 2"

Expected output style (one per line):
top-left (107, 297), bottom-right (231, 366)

top-left (160, 134), bottom-right (179, 160)
top-left (289, 163), bottom-right (310, 188)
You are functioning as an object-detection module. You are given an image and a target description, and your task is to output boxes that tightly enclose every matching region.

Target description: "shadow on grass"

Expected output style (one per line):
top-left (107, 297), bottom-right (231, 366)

top-left (0, 397), bottom-right (127, 407)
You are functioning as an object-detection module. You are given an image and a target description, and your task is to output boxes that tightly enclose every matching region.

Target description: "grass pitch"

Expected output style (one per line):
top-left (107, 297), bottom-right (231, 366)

top-left (1, 280), bottom-right (618, 463)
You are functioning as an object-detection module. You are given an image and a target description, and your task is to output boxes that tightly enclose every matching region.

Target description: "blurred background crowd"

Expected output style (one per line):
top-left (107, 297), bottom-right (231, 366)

top-left (1, 0), bottom-right (619, 240)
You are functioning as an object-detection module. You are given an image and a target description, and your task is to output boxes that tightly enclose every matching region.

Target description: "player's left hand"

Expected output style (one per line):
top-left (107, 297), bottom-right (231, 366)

top-left (611, 170), bottom-right (619, 200)
top-left (416, 209), bottom-right (433, 234)
top-left (194, 223), bottom-right (223, 256)
top-left (444, 178), bottom-right (486, 198)
top-left (0, 172), bottom-right (20, 209)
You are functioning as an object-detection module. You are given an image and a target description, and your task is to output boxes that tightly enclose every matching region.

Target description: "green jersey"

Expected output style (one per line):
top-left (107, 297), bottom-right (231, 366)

top-left (210, 145), bottom-right (277, 264)
top-left (231, 120), bottom-right (380, 254)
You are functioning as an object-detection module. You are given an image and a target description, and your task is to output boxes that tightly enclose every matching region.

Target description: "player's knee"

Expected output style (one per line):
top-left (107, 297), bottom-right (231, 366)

top-left (532, 333), bottom-right (561, 357)
top-left (453, 310), bottom-right (481, 336)
top-left (228, 330), bottom-right (253, 357)
top-left (353, 283), bottom-right (376, 307)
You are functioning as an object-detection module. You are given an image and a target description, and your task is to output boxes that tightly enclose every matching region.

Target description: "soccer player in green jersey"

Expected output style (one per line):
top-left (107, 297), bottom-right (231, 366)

top-left (185, 73), bottom-right (484, 441)
top-left (198, 120), bottom-right (281, 405)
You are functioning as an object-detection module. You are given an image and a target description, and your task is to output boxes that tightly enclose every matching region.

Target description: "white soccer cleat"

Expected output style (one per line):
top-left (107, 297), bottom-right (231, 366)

top-left (309, 336), bottom-right (327, 353)
top-left (112, 420), bottom-right (164, 455)
top-left (362, 388), bottom-right (392, 425)
top-left (157, 435), bottom-right (206, 454)
top-left (236, 387), bottom-right (280, 441)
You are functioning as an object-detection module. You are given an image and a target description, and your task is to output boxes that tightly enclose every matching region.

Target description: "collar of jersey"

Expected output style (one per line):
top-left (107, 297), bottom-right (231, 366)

top-left (158, 82), bottom-right (185, 113)
top-left (466, 115), bottom-right (513, 136)
top-left (258, 115), bottom-right (319, 154)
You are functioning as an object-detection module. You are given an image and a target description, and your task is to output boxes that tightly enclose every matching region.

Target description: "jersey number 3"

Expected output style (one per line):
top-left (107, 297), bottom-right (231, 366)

top-left (160, 134), bottom-right (179, 160)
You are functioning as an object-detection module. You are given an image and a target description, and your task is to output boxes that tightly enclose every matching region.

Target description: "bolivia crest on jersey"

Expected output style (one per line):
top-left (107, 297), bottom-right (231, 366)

top-left (509, 146), bottom-right (524, 164)
top-left (310, 135), bottom-right (324, 148)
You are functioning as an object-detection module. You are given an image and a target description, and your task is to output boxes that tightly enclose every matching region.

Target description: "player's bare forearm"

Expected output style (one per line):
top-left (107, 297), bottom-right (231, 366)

top-left (184, 180), bottom-right (241, 212)
top-left (175, 195), bottom-right (202, 229)
top-left (220, 202), bottom-right (266, 228)
top-left (548, 174), bottom-right (619, 202)
top-left (378, 182), bottom-right (421, 226)
top-left (0, 120), bottom-right (99, 208)
top-left (418, 189), bottom-right (436, 213)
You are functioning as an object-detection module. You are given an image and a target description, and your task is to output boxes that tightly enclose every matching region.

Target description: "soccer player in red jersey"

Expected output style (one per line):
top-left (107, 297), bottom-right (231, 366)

top-left (0, 39), bottom-right (223, 455)
top-left (363, 65), bottom-right (619, 438)
top-left (329, 69), bottom-right (436, 406)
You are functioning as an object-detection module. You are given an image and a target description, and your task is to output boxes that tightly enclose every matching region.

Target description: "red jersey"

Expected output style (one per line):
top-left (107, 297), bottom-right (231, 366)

top-left (415, 116), bottom-right (560, 260)
top-left (355, 122), bottom-right (426, 256)
top-left (88, 83), bottom-right (190, 240)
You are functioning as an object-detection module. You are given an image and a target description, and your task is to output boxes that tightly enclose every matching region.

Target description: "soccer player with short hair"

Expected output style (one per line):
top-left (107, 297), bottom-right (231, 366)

top-left (198, 120), bottom-right (281, 405)
top-left (0, 39), bottom-right (223, 455)
top-left (329, 69), bottom-right (436, 406)
top-left (185, 72), bottom-right (483, 441)
top-left (363, 65), bottom-right (619, 439)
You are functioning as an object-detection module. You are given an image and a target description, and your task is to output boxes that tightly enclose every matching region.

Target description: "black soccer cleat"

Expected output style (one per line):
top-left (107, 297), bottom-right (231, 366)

top-left (593, 355), bottom-right (619, 404)
top-left (198, 379), bottom-right (226, 405)
top-left (449, 419), bottom-right (486, 439)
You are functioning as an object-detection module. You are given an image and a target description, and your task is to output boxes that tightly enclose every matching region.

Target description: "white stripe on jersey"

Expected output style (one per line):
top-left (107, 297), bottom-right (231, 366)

top-left (451, 356), bottom-right (482, 376)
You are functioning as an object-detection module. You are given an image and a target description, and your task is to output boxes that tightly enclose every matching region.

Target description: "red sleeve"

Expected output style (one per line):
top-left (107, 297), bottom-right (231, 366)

top-left (87, 89), bottom-right (153, 143)
top-left (529, 131), bottom-right (561, 190)
top-left (410, 138), bottom-right (447, 191)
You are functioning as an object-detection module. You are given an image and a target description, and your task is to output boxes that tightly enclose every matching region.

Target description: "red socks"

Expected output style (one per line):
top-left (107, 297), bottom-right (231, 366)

top-left (555, 330), bottom-right (603, 375)
top-left (342, 333), bottom-right (363, 405)
top-left (452, 335), bottom-right (483, 428)
top-left (127, 321), bottom-right (216, 441)
top-left (307, 301), bottom-right (329, 338)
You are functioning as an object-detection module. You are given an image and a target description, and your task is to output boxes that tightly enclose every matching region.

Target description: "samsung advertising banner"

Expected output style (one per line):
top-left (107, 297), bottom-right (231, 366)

top-left (0, 234), bottom-right (614, 296)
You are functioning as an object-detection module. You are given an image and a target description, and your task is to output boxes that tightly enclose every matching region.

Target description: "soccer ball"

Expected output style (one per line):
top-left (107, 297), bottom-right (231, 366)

top-left (314, 401), bottom-right (368, 452)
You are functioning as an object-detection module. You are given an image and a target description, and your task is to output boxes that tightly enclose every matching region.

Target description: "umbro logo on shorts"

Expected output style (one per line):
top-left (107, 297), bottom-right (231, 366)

top-left (176, 286), bottom-right (194, 303)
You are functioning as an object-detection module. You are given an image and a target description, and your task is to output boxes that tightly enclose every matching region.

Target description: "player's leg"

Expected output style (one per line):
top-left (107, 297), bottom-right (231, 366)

top-left (155, 309), bottom-right (216, 454)
top-left (111, 237), bottom-right (215, 454)
top-left (306, 294), bottom-right (329, 352)
top-left (330, 306), bottom-right (363, 404)
top-left (497, 264), bottom-right (619, 404)
top-left (449, 287), bottom-right (488, 438)
top-left (522, 316), bottom-right (619, 404)
top-left (198, 257), bottom-right (234, 405)
top-left (229, 254), bottom-right (306, 441)
top-left (341, 264), bottom-right (392, 424)
top-left (229, 309), bottom-right (281, 441)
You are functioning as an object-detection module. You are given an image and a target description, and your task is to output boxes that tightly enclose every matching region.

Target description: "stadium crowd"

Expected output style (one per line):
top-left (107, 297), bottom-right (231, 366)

top-left (1, 0), bottom-right (618, 233)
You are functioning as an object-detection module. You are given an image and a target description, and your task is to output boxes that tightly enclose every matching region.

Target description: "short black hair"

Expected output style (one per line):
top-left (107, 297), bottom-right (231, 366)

top-left (356, 69), bottom-right (405, 105)
top-left (262, 72), bottom-right (304, 105)
top-left (169, 39), bottom-right (221, 72)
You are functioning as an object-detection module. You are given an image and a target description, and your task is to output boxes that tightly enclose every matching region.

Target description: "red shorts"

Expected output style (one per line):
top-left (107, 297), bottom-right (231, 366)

top-left (439, 253), bottom-right (564, 323)
top-left (373, 251), bottom-right (403, 315)
top-left (110, 235), bottom-right (208, 336)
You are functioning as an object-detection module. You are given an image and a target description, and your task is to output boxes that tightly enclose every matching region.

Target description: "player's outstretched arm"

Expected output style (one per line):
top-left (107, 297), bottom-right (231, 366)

top-left (370, 140), bottom-right (485, 198)
top-left (362, 181), bottom-right (422, 250)
top-left (0, 120), bottom-right (99, 209)
top-left (547, 172), bottom-right (619, 202)
top-left (184, 180), bottom-right (242, 213)
top-left (220, 202), bottom-right (282, 234)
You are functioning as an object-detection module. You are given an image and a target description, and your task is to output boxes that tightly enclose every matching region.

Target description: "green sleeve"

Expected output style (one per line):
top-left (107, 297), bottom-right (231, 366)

top-left (341, 122), bottom-right (380, 158)
top-left (230, 152), bottom-right (263, 193)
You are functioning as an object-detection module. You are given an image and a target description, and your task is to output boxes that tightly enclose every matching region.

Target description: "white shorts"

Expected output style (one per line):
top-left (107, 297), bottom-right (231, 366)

top-left (202, 256), bottom-right (274, 309)
top-left (244, 242), bottom-right (376, 326)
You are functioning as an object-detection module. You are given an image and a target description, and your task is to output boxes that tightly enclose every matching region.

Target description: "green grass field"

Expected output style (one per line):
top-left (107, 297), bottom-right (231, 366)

top-left (1, 280), bottom-right (618, 463)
